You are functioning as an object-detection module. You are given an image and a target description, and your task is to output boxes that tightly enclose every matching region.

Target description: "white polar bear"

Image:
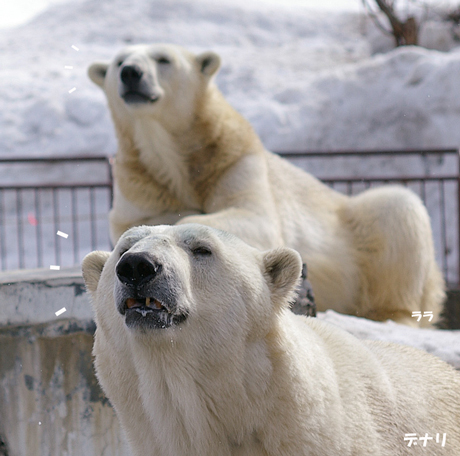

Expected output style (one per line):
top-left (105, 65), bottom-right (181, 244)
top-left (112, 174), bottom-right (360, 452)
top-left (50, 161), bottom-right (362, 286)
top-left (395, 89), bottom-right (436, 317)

top-left (88, 43), bottom-right (445, 326)
top-left (82, 224), bottom-right (460, 456)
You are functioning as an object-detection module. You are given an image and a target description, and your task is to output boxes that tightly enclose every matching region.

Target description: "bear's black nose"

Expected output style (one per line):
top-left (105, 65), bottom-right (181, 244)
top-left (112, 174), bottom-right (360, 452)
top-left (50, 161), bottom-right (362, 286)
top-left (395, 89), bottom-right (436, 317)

top-left (120, 64), bottom-right (143, 86)
top-left (116, 253), bottom-right (161, 287)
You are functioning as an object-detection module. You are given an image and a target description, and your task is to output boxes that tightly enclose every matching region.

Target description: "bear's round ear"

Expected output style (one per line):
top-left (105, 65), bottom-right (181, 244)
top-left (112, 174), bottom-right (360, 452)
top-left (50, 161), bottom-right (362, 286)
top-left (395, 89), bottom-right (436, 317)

top-left (263, 248), bottom-right (302, 305)
top-left (196, 51), bottom-right (221, 77)
top-left (82, 251), bottom-right (111, 293)
top-left (88, 62), bottom-right (109, 88)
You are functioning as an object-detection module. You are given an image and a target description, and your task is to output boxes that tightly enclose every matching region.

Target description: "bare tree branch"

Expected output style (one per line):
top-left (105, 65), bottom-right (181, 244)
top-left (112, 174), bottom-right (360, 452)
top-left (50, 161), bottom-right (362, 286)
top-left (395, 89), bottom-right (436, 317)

top-left (363, 0), bottom-right (419, 47)
top-left (362, 0), bottom-right (394, 36)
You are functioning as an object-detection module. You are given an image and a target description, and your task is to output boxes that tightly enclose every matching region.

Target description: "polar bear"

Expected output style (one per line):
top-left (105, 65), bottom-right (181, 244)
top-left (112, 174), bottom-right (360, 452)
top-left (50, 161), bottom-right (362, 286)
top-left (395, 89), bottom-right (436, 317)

top-left (88, 43), bottom-right (444, 326)
top-left (82, 224), bottom-right (460, 456)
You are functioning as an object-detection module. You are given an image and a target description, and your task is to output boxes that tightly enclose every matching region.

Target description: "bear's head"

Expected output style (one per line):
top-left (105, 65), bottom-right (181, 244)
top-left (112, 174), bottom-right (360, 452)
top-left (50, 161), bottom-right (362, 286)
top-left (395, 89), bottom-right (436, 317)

top-left (88, 43), bottom-right (221, 126)
top-left (82, 224), bottom-right (301, 343)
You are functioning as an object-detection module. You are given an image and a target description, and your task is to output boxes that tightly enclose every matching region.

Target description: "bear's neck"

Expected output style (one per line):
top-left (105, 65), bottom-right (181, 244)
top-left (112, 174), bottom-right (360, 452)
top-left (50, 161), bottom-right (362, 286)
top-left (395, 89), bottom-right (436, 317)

top-left (115, 87), bottom-right (264, 207)
top-left (131, 334), bottom-right (279, 455)
top-left (129, 316), bottom-right (322, 456)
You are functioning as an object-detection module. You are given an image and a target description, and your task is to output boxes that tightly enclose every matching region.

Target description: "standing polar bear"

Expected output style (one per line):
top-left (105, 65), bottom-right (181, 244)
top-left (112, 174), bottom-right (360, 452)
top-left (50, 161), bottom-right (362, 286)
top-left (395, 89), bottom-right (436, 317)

top-left (88, 43), bottom-right (445, 326)
top-left (82, 224), bottom-right (460, 456)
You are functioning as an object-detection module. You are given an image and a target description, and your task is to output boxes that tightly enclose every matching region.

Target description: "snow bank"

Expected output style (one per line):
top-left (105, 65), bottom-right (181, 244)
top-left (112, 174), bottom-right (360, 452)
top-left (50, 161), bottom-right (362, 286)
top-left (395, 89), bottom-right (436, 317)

top-left (0, 0), bottom-right (381, 158)
top-left (319, 310), bottom-right (460, 369)
top-left (2, 0), bottom-right (460, 158)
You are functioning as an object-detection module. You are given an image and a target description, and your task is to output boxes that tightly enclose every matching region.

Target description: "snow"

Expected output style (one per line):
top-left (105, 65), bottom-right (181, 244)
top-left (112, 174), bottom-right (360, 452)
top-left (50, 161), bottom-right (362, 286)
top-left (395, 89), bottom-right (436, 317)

top-left (2, 0), bottom-right (460, 158)
top-left (0, 0), bottom-right (459, 360)
top-left (319, 311), bottom-right (460, 369)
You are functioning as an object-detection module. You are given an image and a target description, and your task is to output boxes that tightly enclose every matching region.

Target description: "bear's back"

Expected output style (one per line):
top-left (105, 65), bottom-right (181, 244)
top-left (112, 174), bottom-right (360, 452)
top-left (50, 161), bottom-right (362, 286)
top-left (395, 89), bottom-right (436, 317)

top-left (293, 314), bottom-right (460, 453)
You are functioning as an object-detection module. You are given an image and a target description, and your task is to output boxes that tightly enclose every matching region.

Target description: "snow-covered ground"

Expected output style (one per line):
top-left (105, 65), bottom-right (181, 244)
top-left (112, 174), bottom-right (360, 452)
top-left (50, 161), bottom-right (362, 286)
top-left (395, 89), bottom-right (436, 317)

top-left (0, 0), bottom-right (459, 360)
top-left (2, 0), bottom-right (460, 158)
top-left (1, 0), bottom-right (370, 158)
top-left (319, 310), bottom-right (460, 369)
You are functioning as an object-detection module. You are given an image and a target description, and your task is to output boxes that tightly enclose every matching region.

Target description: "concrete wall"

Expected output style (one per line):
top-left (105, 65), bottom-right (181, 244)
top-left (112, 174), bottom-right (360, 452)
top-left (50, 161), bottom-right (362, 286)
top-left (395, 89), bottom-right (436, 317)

top-left (0, 268), bottom-right (129, 456)
top-left (1, 267), bottom-right (458, 456)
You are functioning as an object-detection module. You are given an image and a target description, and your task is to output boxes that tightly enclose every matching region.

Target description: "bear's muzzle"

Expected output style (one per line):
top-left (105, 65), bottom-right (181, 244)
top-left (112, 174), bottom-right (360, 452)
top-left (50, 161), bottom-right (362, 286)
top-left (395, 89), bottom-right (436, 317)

top-left (119, 64), bottom-right (160, 104)
top-left (115, 252), bottom-right (188, 330)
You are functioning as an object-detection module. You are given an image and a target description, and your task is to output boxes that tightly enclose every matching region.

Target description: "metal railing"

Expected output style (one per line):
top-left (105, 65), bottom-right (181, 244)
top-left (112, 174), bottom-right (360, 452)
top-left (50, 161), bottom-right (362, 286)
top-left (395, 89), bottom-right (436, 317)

top-left (278, 149), bottom-right (460, 286)
top-left (0, 150), bottom-right (458, 286)
top-left (0, 156), bottom-right (113, 271)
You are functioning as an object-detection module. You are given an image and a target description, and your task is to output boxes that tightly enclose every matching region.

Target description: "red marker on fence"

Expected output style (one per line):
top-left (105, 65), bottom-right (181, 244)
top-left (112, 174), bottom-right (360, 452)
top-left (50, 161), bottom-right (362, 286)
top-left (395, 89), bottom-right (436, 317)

top-left (27, 213), bottom-right (38, 226)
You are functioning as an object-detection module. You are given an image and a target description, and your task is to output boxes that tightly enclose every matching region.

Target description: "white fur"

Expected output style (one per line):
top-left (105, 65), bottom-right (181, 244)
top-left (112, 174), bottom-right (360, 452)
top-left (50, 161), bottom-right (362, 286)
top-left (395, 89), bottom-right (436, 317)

top-left (134, 119), bottom-right (197, 206)
top-left (89, 43), bottom-right (445, 326)
top-left (82, 224), bottom-right (460, 456)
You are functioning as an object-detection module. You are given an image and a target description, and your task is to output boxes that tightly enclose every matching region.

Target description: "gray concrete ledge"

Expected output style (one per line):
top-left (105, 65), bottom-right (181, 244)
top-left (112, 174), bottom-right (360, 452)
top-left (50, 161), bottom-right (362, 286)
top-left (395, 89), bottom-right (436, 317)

top-left (0, 265), bottom-right (83, 285)
top-left (0, 266), bottom-right (93, 327)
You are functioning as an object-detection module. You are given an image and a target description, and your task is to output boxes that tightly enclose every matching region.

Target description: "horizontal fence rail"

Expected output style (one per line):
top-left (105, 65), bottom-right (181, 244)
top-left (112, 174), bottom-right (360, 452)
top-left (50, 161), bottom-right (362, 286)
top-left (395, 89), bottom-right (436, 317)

top-left (278, 149), bottom-right (460, 286)
top-left (0, 156), bottom-right (113, 271)
top-left (0, 150), bottom-right (458, 287)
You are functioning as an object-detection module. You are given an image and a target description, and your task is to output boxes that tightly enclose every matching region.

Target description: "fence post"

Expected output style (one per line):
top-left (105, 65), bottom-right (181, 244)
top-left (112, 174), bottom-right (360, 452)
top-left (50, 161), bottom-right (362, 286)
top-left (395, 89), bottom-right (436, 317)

top-left (457, 149), bottom-right (460, 286)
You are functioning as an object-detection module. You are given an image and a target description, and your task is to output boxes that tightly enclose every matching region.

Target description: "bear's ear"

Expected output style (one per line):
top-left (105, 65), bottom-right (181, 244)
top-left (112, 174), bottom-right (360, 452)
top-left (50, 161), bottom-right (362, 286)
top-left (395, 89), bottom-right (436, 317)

top-left (88, 62), bottom-right (109, 88)
top-left (82, 251), bottom-right (111, 293)
top-left (196, 51), bottom-right (221, 77)
top-left (263, 248), bottom-right (302, 304)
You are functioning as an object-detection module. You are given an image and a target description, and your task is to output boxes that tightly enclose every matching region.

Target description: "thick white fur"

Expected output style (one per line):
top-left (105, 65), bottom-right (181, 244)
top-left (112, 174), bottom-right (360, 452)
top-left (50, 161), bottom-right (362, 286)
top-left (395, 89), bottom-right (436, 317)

top-left (82, 224), bottom-right (460, 456)
top-left (88, 43), bottom-right (444, 326)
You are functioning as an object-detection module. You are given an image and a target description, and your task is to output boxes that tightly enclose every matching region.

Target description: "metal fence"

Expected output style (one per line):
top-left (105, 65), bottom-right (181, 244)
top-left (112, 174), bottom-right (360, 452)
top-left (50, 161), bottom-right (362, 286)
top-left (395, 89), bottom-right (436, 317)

top-left (0, 156), bottom-right (113, 271)
top-left (0, 150), bottom-right (459, 286)
top-left (279, 149), bottom-right (460, 286)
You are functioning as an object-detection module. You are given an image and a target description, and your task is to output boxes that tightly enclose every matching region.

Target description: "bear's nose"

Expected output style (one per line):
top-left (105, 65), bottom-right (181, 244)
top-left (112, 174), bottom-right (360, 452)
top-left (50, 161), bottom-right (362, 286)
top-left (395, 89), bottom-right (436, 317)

top-left (116, 253), bottom-right (161, 287)
top-left (120, 64), bottom-right (143, 86)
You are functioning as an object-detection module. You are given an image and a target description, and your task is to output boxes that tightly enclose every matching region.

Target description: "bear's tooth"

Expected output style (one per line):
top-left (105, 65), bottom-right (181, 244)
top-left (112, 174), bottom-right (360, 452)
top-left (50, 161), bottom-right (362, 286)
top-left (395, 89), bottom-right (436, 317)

top-left (145, 297), bottom-right (151, 307)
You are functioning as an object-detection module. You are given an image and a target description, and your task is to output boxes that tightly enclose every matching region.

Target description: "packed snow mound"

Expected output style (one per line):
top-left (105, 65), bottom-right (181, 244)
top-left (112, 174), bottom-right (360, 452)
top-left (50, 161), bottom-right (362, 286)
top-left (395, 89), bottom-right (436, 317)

top-left (2, 0), bottom-right (460, 158)
top-left (288, 46), bottom-right (460, 152)
top-left (319, 310), bottom-right (460, 369)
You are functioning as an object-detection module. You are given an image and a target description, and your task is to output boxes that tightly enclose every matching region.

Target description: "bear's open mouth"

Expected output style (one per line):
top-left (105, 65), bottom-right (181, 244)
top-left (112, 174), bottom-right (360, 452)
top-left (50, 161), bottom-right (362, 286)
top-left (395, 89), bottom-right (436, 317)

top-left (122, 296), bottom-right (187, 329)
top-left (126, 297), bottom-right (165, 311)
top-left (121, 91), bottom-right (159, 104)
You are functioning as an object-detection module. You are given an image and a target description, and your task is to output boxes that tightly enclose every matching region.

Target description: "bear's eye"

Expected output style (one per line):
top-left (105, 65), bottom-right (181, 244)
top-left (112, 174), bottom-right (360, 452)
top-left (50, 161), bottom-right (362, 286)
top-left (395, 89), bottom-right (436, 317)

top-left (156, 56), bottom-right (171, 65)
top-left (117, 60), bottom-right (124, 67)
top-left (191, 246), bottom-right (212, 257)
